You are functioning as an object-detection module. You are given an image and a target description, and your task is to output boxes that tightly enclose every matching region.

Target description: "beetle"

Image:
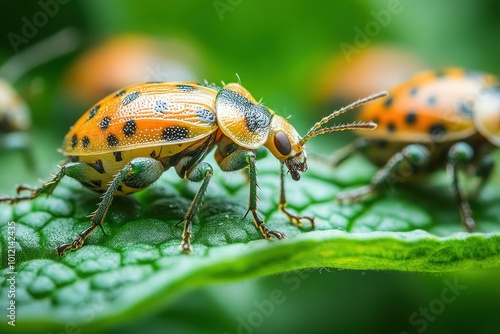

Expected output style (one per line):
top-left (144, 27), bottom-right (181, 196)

top-left (331, 68), bottom-right (500, 230)
top-left (0, 80), bottom-right (385, 255)
top-left (0, 78), bottom-right (32, 163)
top-left (0, 28), bottom-right (80, 170)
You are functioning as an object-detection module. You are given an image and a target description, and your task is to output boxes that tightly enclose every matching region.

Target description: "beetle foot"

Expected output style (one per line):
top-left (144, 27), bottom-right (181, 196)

top-left (179, 237), bottom-right (192, 254)
top-left (336, 185), bottom-right (375, 204)
top-left (463, 217), bottom-right (476, 232)
top-left (55, 223), bottom-right (100, 257)
top-left (263, 226), bottom-right (286, 240)
top-left (246, 209), bottom-right (286, 240)
top-left (279, 203), bottom-right (315, 228)
top-left (16, 184), bottom-right (36, 194)
top-left (0, 195), bottom-right (14, 204)
top-left (55, 236), bottom-right (85, 257)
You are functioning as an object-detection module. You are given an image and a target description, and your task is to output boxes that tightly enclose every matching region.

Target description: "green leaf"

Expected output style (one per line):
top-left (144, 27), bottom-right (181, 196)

top-left (1, 152), bottom-right (500, 331)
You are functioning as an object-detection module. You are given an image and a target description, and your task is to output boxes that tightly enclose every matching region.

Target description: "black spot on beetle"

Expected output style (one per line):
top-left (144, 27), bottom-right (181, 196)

top-left (405, 111), bottom-right (417, 125)
top-left (87, 105), bottom-right (100, 120)
top-left (427, 95), bottom-right (437, 106)
top-left (162, 126), bottom-right (189, 142)
top-left (196, 108), bottom-right (216, 124)
top-left (71, 134), bottom-right (78, 148)
top-left (123, 120), bottom-right (137, 137)
top-left (89, 160), bottom-right (105, 174)
top-left (217, 88), bottom-right (271, 133)
top-left (80, 181), bottom-right (97, 189)
top-left (114, 90), bottom-right (127, 97)
top-left (90, 180), bottom-right (102, 188)
top-left (374, 139), bottom-right (388, 148)
top-left (107, 134), bottom-right (119, 147)
top-left (99, 117), bottom-right (111, 130)
top-left (149, 149), bottom-right (161, 159)
top-left (383, 96), bottom-right (393, 108)
top-left (244, 104), bottom-right (272, 132)
top-left (117, 185), bottom-right (123, 192)
top-left (457, 101), bottom-right (473, 118)
top-left (113, 151), bottom-right (123, 162)
top-left (122, 91), bottom-right (140, 106)
top-left (387, 122), bottom-right (396, 132)
top-left (409, 87), bottom-right (419, 97)
top-left (154, 99), bottom-right (169, 113)
top-left (429, 123), bottom-right (447, 141)
top-left (176, 84), bottom-right (196, 92)
top-left (82, 136), bottom-right (90, 148)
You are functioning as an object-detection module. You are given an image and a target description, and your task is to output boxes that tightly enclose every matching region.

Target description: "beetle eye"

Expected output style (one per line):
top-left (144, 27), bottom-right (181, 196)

top-left (274, 131), bottom-right (292, 156)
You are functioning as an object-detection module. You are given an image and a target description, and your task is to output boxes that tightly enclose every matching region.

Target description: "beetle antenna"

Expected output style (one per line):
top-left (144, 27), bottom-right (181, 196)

top-left (304, 121), bottom-right (377, 138)
top-left (299, 90), bottom-right (387, 146)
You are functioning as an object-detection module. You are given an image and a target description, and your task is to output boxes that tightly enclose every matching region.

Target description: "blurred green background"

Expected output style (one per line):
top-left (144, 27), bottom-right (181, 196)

top-left (1, 0), bottom-right (500, 333)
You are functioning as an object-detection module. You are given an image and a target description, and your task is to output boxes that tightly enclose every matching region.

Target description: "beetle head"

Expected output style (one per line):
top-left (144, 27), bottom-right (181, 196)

top-left (266, 91), bottom-right (388, 181)
top-left (265, 114), bottom-right (307, 181)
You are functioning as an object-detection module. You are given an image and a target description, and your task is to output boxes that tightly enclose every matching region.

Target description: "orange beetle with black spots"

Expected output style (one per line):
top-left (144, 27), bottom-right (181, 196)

top-left (0, 79), bottom-right (30, 132)
top-left (333, 68), bottom-right (500, 230)
top-left (0, 80), bottom-right (385, 255)
top-left (0, 28), bottom-right (80, 170)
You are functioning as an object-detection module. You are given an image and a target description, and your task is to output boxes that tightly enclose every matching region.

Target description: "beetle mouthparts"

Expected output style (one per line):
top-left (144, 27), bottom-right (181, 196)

top-left (285, 155), bottom-right (307, 181)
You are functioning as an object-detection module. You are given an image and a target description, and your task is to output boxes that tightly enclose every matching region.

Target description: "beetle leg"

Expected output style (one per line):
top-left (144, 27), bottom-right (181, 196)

top-left (238, 147), bottom-right (268, 182)
top-left (336, 144), bottom-right (429, 204)
top-left (178, 162), bottom-right (213, 253)
top-left (471, 153), bottom-right (494, 200)
top-left (245, 151), bottom-right (286, 240)
top-left (0, 163), bottom-right (71, 204)
top-left (447, 142), bottom-right (476, 231)
top-left (279, 162), bottom-right (314, 228)
top-left (327, 137), bottom-right (369, 166)
top-left (56, 157), bottom-right (164, 256)
top-left (217, 149), bottom-right (285, 240)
